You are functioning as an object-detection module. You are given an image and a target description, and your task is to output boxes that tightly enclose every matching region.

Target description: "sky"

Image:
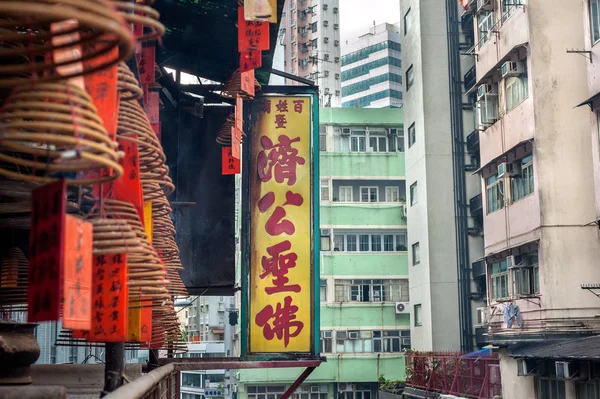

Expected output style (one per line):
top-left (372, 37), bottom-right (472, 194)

top-left (339, 0), bottom-right (400, 45)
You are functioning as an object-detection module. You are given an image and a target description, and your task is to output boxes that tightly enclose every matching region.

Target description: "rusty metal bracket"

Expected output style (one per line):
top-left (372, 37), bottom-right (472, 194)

top-left (281, 367), bottom-right (317, 399)
top-left (160, 356), bottom-right (324, 372)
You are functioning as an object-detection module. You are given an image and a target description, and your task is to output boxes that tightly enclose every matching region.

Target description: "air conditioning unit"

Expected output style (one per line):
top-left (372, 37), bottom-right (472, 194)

top-left (334, 57), bottom-right (340, 63)
top-left (335, 73), bottom-right (340, 80)
top-left (402, 204), bottom-right (408, 218)
top-left (323, 4), bottom-right (328, 10)
top-left (476, 307), bottom-right (488, 326)
top-left (477, 0), bottom-right (493, 12)
top-left (341, 128), bottom-right (351, 136)
top-left (339, 383), bottom-right (353, 392)
top-left (477, 84), bottom-right (497, 100)
top-left (324, 88), bottom-right (330, 94)
top-left (505, 255), bottom-right (517, 268)
top-left (311, 386), bottom-right (320, 393)
top-left (348, 331), bottom-right (359, 339)
top-left (388, 128), bottom-right (398, 136)
top-left (501, 61), bottom-right (525, 78)
top-left (323, 331), bottom-right (332, 338)
top-left (334, 40), bottom-right (340, 46)
top-left (555, 361), bottom-right (586, 380)
top-left (497, 161), bottom-right (521, 178)
top-left (336, 330), bottom-right (348, 339)
top-left (395, 302), bottom-right (410, 314)
top-left (333, 7), bottom-right (339, 13)
top-left (335, 90), bottom-right (340, 96)
top-left (517, 359), bottom-right (539, 376)
top-left (324, 20), bottom-right (329, 27)
top-left (334, 23), bottom-right (339, 30)
top-left (324, 54), bottom-right (330, 61)
top-left (320, 228), bottom-right (330, 237)
top-left (324, 37), bottom-right (329, 43)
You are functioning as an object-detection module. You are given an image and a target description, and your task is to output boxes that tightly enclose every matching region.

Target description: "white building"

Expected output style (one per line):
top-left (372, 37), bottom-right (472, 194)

top-left (341, 23), bottom-right (402, 109)
top-left (277, 0), bottom-right (341, 107)
top-left (177, 342), bottom-right (228, 399)
top-left (399, 0), bottom-right (483, 352)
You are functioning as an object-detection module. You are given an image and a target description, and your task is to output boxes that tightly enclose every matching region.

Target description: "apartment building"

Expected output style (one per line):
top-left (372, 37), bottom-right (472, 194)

top-left (470, 0), bottom-right (600, 397)
top-left (176, 341), bottom-right (229, 399)
top-left (279, 0), bottom-right (341, 106)
top-left (399, 0), bottom-right (483, 353)
top-left (341, 23), bottom-right (403, 109)
top-left (236, 107), bottom-right (407, 399)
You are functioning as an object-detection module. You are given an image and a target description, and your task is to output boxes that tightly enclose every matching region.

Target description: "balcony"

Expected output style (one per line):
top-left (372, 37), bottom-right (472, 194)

top-left (463, 65), bottom-right (476, 93)
top-left (320, 152), bottom-right (405, 178)
top-left (321, 203), bottom-right (406, 226)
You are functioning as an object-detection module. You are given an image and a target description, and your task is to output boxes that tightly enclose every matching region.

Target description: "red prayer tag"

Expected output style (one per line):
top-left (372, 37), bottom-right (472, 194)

top-left (240, 50), bottom-right (262, 72)
top-left (62, 216), bottom-right (92, 330)
top-left (111, 135), bottom-right (145, 224)
top-left (138, 46), bottom-right (155, 85)
top-left (144, 91), bottom-right (160, 124)
top-left (241, 69), bottom-right (255, 97)
top-left (28, 180), bottom-right (67, 323)
top-left (238, 7), bottom-right (270, 52)
top-left (222, 147), bottom-right (241, 175)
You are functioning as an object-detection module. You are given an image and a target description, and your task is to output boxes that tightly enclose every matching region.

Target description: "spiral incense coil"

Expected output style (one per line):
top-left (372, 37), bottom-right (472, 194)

top-left (90, 218), bottom-right (144, 256)
top-left (111, 0), bottom-right (165, 43)
top-left (220, 69), bottom-right (262, 100)
top-left (117, 96), bottom-right (166, 172)
top-left (215, 112), bottom-right (246, 146)
top-left (118, 62), bottom-right (143, 101)
top-left (141, 165), bottom-right (175, 201)
top-left (0, 82), bottom-right (124, 185)
top-left (0, 0), bottom-right (134, 88)
top-left (0, 247), bottom-right (28, 310)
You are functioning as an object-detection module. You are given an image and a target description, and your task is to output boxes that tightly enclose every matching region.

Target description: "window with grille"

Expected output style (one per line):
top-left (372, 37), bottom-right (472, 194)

top-left (486, 174), bottom-right (504, 213)
top-left (511, 154), bottom-right (534, 202)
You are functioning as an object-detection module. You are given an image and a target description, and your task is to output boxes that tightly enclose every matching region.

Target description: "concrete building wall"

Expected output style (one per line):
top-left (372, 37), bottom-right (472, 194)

top-left (400, 0), bottom-right (461, 352)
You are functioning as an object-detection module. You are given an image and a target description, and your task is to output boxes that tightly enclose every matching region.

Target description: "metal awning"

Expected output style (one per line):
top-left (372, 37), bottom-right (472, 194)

top-left (510, 335), bottom-right (600, 360)
top-left (485, 238), bottom-right (539, 261)
top-left (576, 91), bottom-right (600, 109)
top-left (474, 42), bottom-right (528, 87)
top-left (472, 138), bottom-right (533, 175)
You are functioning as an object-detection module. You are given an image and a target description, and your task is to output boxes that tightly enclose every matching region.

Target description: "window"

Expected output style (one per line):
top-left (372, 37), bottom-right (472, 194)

top-left (577, 380), bottom-right (600, 399)
top-left (319, 133), bottom-right (327, 152)
top-left (385, 186), bottom-right (400, 202)
top-left (507, 252), bottom-right (540, 297)
top-left (490, 259), bottom-right (509, 300)
top-left (336, 330), bottom-right (373, 353)
top-left (368, 129), bottom-right (390, 152)
top-left (408, 123), bottom-right (416, 147)
top-left (360, 186), bottom-right (378, 202)
top-left (292, 385), bottom-right (328, 399)
top-left (338, 186), bottom-right (353, 202)
top-left (410, 182), bottom-right (418, 206)
top-left (182, 373), bottom-right (202, 388)
top-left (592, 0), bottom-right (600, 44)
top-left (511, 154), bottom-right (534, 201)
top-left (486, 174), bottom-right (504, 213)
top-left (311, 22), bottom-right (317, 32)
top-left (320, 279), bottom-right (327, 302)
top-left (350, 129), bottom-right (367, 152)
top-left (334, 279), bottom-right (409, 302)
top-left (406, 65), bottom-right (414, 91)
top-left (412, 242), bottom-right (420, 265)
top-left (404, 8), bottom-right (412, 35)
top-left (478, 11), bottom-right (495, 48)
top-left (536, 377), bottom-right (566, 399)
top-left (374, 330), bottom-right (411, 352)
top-left (502, 0), bottom-right (525, 21)
top-left (414, 304), bottom-right (422, 326)
top-left (311, 38), bottom-right (318, 49)
top-left (320, 179), bottom-right (330, 201)
top-left (333, 231), bottom-right (408, 253)
top-left (320, 331), bottom-right (332, 353)
top-left (505, 64), bottom-right (529, 112)
top-left (248, 386), bottom-right (286, 399)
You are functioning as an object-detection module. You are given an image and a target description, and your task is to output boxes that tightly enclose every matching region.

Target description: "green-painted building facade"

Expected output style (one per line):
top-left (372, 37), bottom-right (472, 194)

top-left (237, 108), bottom-right (406, 399)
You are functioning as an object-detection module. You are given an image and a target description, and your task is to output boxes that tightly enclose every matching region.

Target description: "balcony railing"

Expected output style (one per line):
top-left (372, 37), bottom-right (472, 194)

top-left (405, 352), bottom-right (502, 399)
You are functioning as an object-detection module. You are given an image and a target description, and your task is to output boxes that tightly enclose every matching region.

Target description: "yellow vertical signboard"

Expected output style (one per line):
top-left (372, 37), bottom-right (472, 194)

top-left (249, 96), bottom-right (312, 353)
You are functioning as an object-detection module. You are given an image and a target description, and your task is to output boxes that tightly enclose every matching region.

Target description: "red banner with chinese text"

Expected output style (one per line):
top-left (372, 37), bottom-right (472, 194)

top-left (28, 180), bottom-right (67, 323)
top-left (238, 7), bottom-right (270, 52)
top-left (62, 216), bottom-right (92, 330)
top-left (248, 96), bottom-right (313, 353)
top-left (222, 147), bottom-right (241, 175)
top-left (111, 135), bottom-right (145, 224)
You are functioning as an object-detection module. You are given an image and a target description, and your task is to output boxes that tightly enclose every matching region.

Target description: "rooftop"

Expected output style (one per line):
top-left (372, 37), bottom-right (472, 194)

top-left (319, 107), bottom-right (403, 127)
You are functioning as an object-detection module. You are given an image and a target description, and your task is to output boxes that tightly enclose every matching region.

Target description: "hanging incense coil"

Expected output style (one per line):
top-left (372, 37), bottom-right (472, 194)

top-left (118, 62), bottom-right (143, 101)
top-left (151, 301), bottom-right (187, 351)
top-left (0, 247), bottom-right (28, 311)
top-left (220, 69), bottom-right (262, 100)
top-left (0, 82), bottom-right (124, 185)
top-left (111, 0), bottom-right (166, 43)
top-left (0, 0), bottom-right (134, 88)
top-left (117, 96), bottom-right (166, 172)
top-left (215, 112), bottom-right (247, 146)
top-left (141, 165), bottom-right (175, 201)
top-left (91, 218), bottom-right (144, 256)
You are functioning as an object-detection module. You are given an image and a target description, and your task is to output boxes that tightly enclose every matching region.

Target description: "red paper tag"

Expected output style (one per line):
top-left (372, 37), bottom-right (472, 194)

top-left (240, 50), bottom-right (262, 72)
top-left (77, 254), bottom-right (128, 341)
top-left (241, 69), bottom-right (255, 97)
top-left (111, 135), bottom-right (144, 223)
top-left (28, 180), bottom-right (67, 323)
top-left (144, 91), bottom-right (160, 124)
top-left (238, 7), bottom-right (270, 52)
top-left (231, 127), bottom-right (242, 160)
top-left (138, 46), bottom-right (155, 85)
top-left (62, 216), bottom-right (92, 330)
top-left (84, 47), bottom-right (119, 141)
top-left (222, 146), bottom-right (241, 175)
top-left (235, 95), bottom-right (243, 131)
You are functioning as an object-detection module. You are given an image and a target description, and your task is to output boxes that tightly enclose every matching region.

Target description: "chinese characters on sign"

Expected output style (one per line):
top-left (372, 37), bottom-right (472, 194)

top-left (62, 216), bottom-right (92, 330)
top-left (138, 46), bottom-right (155, 85)
top-left (222, 147), bottom-right (241, 175)
top-left (249, 96), bottom-right (312, 353)
top-left (28, 180), bottom-right (67, 322)
top-left (238, 7), bottom-right (270, 52)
